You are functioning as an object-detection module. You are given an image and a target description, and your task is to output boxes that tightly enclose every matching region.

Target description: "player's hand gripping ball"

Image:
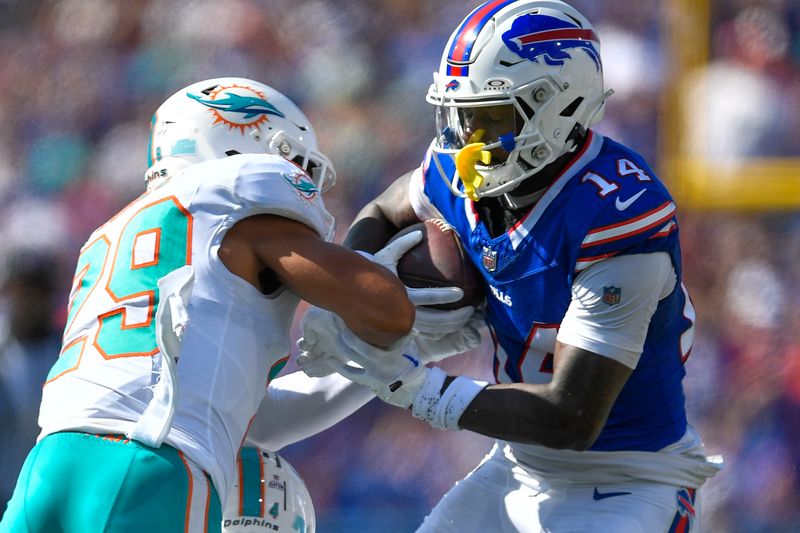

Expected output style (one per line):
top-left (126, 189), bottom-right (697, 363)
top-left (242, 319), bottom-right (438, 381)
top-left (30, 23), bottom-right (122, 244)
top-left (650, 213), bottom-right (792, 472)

top-left (389, 218), bottom-right (484, 310)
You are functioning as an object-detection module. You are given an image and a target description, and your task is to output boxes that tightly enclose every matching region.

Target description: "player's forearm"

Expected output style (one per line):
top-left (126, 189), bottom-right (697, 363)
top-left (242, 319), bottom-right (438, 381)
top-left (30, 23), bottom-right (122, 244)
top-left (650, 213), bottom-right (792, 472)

top-left (281, 242), bottom-right (416, 346)
top-left (344, 171), bottom-right (419, 253)
top-left (246, 372), bottom-right (374, 451)
top-left (457, 383), bottom-right (602, 451)
top-left (344, 204), bottom-right (400, 253)
top-left (452, 344), bottom-right (628, 450)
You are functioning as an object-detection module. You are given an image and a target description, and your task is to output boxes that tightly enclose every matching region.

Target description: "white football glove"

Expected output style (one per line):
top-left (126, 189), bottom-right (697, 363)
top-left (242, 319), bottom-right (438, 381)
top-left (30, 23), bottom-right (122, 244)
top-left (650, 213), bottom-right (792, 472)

top-left (297, 306), bottom-right (425, 408)
top-left (358, 230), bottom-right (466, 309)
top-left (297, 229), bottom-right (472, 377)
top-left (413, 304), bottom-right (475, 335)
top-left (296, 336), bottom-right (338, 378)
top-left (366, 228), bottom-right (479, 362)
top-left (296, 306), bottom-right (350, 378)
top-left (413, 307), bottom-right (485, 364)
top-left (358, 230), bottom-right (420, 276)
top-left (298, 307), bottom-right (489, 429)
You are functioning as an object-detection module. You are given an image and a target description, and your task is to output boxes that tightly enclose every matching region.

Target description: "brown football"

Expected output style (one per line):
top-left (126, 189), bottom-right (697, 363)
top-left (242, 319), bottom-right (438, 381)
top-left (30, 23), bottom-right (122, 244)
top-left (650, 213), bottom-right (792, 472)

top-left (389, 218), bottom-right (484, 310)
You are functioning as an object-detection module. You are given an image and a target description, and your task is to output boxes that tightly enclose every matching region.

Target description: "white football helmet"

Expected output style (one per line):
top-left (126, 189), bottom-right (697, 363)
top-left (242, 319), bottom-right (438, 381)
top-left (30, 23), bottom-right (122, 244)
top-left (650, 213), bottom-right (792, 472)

top-left (223, 448), bottom-right (316, 533)
top-left (145, 77), bottom-right (335, 192)
top-left (427, 0), bottom-right (613, 200)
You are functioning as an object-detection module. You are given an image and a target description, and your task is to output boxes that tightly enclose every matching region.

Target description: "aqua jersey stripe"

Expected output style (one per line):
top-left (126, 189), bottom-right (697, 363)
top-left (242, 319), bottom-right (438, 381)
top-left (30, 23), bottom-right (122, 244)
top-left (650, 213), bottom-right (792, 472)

top-left (268, 355), bottom-right (289, 383)
top-left (239, 447), bottom-right (264, 517)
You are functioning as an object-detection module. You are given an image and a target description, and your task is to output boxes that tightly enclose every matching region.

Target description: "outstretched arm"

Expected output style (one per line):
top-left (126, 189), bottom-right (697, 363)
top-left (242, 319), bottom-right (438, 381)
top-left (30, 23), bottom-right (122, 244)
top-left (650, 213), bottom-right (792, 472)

top-left (220, 213), bottom-right (415, 347)
top-left (245, 371), bottom-right (374, 451)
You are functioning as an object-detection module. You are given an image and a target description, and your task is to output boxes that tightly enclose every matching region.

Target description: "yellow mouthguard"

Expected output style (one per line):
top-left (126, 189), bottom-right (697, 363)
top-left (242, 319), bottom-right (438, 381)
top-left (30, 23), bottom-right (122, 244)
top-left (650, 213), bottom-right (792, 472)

top-left (468, 128), bottom-right (486, 143)
top-left (456, 143), bottom-right (492, 201)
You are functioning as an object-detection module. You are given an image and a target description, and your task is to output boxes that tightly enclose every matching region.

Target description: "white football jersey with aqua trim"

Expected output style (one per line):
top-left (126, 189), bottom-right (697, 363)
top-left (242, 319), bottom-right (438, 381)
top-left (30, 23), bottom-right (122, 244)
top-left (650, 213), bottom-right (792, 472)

top-left (38, 153), bottom-right (334, 503)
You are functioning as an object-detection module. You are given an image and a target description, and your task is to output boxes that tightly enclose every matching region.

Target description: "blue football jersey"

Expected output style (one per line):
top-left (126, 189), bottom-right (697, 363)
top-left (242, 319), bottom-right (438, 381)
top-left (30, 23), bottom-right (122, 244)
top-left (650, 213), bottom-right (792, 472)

top-left (418, 132), bottom-right (694, 452)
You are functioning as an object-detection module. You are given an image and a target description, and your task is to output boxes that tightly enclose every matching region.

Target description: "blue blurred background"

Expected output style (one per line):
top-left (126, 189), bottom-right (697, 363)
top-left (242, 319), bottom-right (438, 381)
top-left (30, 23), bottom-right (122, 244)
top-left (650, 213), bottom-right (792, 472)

top-left (0, 0), bottom-right (799, 531)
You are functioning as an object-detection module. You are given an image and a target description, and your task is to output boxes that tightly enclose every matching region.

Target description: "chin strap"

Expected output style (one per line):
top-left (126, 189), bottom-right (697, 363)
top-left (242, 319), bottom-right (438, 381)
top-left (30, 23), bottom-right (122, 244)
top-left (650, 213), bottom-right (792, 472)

top-left (456, 143), bottom-right (492, 201)
top-left (501, 187), bottom-right (548, 209)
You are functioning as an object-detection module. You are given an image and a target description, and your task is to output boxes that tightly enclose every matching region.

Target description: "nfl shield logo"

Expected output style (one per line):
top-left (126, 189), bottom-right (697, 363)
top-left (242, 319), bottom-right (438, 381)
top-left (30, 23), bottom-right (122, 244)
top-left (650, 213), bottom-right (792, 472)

top-left (603, 286), bottom-right (621, 305)
top-left (482, 246), bottom-right (498, 272)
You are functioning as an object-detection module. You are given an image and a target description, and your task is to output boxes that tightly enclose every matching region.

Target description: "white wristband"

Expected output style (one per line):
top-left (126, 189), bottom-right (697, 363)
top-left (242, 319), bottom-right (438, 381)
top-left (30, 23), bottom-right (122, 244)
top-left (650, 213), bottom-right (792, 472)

top-left (410, 367), bottom-right (448, 423)
top-left (411, 367), bottom-right (488, 430)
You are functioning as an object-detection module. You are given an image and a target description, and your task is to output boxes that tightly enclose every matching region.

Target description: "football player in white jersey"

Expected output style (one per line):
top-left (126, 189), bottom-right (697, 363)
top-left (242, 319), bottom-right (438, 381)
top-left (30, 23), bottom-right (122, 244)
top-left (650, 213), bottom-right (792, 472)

top-left (0, 77), bottom-right (461, 533)
top-left (298, 1), bottom-right (723, 532)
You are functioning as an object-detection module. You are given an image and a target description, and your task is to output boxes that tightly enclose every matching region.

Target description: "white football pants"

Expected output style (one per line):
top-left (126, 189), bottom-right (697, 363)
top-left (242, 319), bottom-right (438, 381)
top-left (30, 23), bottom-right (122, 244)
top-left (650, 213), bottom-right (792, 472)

top-left (416, 443), bottom-right (703, 533)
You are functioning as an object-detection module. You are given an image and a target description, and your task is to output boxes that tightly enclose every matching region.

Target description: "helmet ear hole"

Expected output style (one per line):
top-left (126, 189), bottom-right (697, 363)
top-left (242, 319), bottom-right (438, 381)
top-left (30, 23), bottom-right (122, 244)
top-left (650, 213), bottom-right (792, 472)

top-left (291, 154), bottom-right (306, 168)
top-left (515, 97), bottom-right (535, 120)
top-left (560, 97), bottom-right (584, 117)
top-left (225, 150), bottom-right (240, 156)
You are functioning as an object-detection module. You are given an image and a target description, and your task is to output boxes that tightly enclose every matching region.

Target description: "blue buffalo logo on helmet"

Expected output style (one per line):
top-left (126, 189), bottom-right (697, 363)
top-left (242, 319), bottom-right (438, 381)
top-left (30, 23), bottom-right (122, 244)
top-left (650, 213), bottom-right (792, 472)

top-left (187, 84), bottom-right (285, 133)
top-left (445, 79), bottom-right (461, 91)
top-left (502, 13), bottom-right (601, 71)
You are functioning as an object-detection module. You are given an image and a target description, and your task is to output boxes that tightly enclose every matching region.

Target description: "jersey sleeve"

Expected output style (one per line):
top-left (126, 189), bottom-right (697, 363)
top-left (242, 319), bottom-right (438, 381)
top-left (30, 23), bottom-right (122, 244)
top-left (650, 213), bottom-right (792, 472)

top-left (575, 187), bottom-right (677, 273)
top-left (245, 371), bottom-right (373, 451)
top-left (233, 155), bottom-right (336, 241)
top-left (408, 166), bottom-right (444, 221)
top-left (557, 252), bottom-right (676, 368)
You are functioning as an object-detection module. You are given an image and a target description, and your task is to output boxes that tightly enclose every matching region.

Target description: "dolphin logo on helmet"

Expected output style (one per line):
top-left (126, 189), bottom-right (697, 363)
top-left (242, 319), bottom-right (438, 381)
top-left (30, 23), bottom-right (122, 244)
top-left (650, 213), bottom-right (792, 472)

top-left (282, 170), bottom-right (319, 202)
top-left (187, 91), bottom-right (286, 120)
top-left (144, 77), bottom-right (336, 197)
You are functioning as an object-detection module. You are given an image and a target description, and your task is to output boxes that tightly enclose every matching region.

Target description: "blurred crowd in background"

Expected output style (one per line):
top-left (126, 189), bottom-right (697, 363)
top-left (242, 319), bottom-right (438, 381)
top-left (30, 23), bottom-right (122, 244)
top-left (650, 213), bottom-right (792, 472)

top-left (0, 0), bottom-right (798, 531)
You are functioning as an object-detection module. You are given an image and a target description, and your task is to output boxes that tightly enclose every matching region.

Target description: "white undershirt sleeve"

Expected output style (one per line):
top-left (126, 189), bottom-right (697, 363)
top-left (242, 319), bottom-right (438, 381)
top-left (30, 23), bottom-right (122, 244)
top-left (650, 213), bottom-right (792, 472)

top-left (408, 166), bottom-right (444, 221)
top-left (556, 253), bottom-right (677, 369)
top-left (245, 371), bottom-right (374, 451)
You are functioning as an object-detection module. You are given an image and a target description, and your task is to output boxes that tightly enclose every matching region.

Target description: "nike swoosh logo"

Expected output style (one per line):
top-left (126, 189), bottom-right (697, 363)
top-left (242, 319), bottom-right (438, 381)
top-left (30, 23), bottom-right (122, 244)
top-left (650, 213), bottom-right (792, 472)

top-left (615, 189), bottom-right (646, 211)
top-left (402, 354), bottom-right (419, 367)
top-left (593, 487), bottom-right (632, 500)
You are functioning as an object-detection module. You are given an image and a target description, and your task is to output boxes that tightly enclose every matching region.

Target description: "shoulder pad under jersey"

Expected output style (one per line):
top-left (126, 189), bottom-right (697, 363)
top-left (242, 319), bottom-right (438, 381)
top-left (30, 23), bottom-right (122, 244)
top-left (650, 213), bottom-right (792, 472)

top-left (573, 141), bottom-right (677, 272)
top-left (185, 154), bottom-right (335, 241)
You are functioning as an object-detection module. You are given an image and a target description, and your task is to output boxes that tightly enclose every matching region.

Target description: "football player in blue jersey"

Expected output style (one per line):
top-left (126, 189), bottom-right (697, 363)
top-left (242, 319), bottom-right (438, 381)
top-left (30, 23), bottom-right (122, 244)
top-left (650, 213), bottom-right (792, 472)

top-left (298, 1), bottom-right (723, 531)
